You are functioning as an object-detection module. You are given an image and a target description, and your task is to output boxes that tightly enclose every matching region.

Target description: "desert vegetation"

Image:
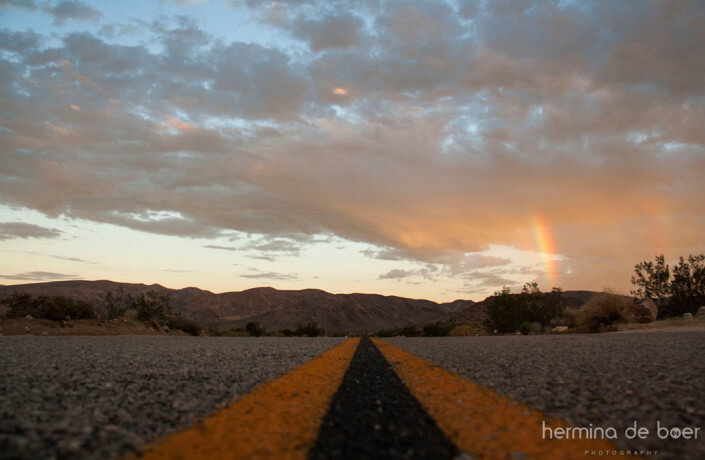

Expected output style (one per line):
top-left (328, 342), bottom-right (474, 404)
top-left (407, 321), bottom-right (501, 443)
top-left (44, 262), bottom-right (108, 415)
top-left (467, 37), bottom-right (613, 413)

top-left (484, 283), bottom-right (564, 333)
top-left (0, 289), bottom-right (203, 336)
top-left (2, 292), bottom-right (97, 321)
top-left (576, 291), bottom-right (634, 332)
top-left (218, 321), bottom-right (327, 337)
top-left (631, 254), bottom-right (705, 317)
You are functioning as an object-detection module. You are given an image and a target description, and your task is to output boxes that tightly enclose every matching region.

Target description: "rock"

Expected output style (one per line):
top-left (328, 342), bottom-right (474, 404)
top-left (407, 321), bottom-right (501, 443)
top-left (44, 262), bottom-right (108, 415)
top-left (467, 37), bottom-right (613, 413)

top-left (622, 304), bottom-right (653, 323)
top-left (640, 299), bottom-right (658, 321)
top-left (25, 315), bottom-right (34, 320)
top-left (163, 325), bottom-right (170, 333)
top-left (683, 312), bottom-right (694, 321)
top-left (696, 306), bottom-right (705, 317)
top-left (24, 327), bottom-right (30, 333)
top-left (551, 326), bottom-right (569, 333)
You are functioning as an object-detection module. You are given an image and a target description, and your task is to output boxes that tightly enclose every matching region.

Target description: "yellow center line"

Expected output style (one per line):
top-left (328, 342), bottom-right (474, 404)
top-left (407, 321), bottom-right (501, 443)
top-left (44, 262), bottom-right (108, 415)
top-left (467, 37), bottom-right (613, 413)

top-left (130, 338), bottom-right (359, 460)
top-left (373, 338), bottom-right (625, 459)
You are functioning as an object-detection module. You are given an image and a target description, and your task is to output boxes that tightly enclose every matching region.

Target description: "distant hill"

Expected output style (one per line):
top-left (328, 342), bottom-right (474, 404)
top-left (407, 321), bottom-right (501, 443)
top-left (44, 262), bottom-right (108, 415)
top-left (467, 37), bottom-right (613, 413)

top-left (0, 280), bottom-right (468, 333)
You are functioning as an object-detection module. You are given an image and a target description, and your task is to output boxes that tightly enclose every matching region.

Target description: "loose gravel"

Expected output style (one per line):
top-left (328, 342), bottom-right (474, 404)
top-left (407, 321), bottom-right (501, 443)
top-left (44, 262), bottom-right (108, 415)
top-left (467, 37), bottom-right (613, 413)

top-left (387, 331), bottom-right (705, 459)
top-left (0, 336), bottom-right (344, 460)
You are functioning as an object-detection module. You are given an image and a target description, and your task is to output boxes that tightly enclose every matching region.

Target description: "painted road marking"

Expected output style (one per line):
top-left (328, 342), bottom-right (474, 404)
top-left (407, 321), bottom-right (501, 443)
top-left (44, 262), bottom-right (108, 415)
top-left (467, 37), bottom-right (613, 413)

top-left (133, 338), bottom-right (359, 460)
top-left (374, 338), bottom-right (623, 459)
top-left (310, 337), bottom-right (457, 458)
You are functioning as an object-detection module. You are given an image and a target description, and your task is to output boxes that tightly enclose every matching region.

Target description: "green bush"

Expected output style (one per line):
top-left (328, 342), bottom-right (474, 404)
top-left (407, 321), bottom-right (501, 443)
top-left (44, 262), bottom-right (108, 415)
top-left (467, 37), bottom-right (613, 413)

top-left (449, 325), bottom-right (482, 336)
top-left (2, 292), bottom-right (96, 320)
top-left (375, 325), bottom-right (419, 337)
top-left (422, 322), bottom-right (453, 337)
top-left (245, 321), bottom-right (266, 337)
top-left (484, 284), bottom-right (565, 333)
top-left (134, 291), bottom-right (172, 322)
top-left (104, 288), bottom-right (131, 320)
top-left (166, 317), bottom-right (202, 336)
top-left (519, 322), bottom-right (542, 335)
top-left (294, 322), bottom-right (326, 337)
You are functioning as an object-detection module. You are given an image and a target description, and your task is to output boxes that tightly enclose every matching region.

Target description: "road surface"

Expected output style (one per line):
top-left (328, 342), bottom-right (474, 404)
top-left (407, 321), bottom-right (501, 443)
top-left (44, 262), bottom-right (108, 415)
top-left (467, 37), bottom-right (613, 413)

top-left (1, 332), bottom-right (703, 459)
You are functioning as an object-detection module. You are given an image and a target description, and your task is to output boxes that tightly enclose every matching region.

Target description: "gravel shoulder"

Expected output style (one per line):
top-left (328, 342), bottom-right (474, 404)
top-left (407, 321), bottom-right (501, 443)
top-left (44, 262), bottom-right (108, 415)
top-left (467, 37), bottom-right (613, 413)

top-left (387, 332), bottom-right (705, 459)
top-left (0, 336), bottom-right (344, 459)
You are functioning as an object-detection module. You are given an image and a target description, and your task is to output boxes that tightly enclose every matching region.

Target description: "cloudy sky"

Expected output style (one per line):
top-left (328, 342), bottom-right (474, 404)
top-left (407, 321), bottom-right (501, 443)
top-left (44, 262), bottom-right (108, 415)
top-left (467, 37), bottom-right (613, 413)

top-left (0, 0), bottom-right (703, 301)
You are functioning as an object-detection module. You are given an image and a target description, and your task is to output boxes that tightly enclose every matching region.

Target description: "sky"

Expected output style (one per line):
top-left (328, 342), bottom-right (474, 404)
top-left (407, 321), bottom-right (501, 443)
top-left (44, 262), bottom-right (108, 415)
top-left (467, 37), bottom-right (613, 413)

top-left (0, 0), bottom-right (704, 302)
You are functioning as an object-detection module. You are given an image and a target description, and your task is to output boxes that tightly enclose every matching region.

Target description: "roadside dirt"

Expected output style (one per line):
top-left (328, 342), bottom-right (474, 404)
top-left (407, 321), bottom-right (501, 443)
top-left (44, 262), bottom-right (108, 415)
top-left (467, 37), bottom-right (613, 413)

top-left (615, 317), bottom-right (705, 333)
top-left (0, 318), bottom-right (186, 336)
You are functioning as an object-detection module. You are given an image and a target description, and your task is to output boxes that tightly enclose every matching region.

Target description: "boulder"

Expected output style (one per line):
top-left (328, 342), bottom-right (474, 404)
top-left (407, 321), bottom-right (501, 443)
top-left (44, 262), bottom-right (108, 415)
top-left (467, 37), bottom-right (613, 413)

top-left (640, 299), bottom-right (658, 321)
top-left (25, 315), bottom-right (34, 320)
top-left (696, 306), bottom-right (705, 318)
top-left (622, 304), bottom-right (653, 323)
top-left (683, 312), bottom-right (694, 321)
top-left (551, 326), bottom-right (569, 333)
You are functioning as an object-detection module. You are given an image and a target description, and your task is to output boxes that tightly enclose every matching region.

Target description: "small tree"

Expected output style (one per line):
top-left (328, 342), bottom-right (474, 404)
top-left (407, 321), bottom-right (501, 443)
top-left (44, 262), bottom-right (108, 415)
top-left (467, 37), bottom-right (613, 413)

top-left (631, 255), bottom-right (670, 304)
top-left (104, 287), bottom-right (133, 320)
top-left (134, 291), bottom-right (172, 322)
top-left (631, 254), bottom-right (705, 317)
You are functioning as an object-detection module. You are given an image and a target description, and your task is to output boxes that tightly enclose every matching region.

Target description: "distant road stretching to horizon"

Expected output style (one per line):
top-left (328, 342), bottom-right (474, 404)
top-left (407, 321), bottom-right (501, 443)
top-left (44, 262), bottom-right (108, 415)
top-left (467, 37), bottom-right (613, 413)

top-left (1, 332), bottom-right (704, 459)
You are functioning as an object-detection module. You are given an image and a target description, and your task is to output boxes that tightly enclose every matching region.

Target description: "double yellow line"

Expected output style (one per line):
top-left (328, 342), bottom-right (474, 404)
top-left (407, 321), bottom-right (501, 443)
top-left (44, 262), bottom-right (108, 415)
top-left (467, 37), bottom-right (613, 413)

top-left (132, 338), bottom-right (619, 459)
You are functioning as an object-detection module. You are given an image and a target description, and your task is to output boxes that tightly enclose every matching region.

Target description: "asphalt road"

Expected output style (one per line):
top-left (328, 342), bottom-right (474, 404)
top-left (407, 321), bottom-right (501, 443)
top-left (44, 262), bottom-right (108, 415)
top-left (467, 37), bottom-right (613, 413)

top-left (387, 331), bottom-right (705, 459)
top-left (2, 332), bottom-right (703, 459)
top-left (0, 336), bottom-right (344, 459)
top-left (311, 338), bottom-right (457, 459)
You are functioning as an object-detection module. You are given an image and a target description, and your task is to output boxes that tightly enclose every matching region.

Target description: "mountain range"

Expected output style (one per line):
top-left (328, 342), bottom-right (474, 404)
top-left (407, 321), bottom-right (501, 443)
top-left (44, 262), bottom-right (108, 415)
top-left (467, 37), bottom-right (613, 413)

top-left (0, 281), bottom-right (606, 333)
top-left (0, 280), bottom-right (472, 333)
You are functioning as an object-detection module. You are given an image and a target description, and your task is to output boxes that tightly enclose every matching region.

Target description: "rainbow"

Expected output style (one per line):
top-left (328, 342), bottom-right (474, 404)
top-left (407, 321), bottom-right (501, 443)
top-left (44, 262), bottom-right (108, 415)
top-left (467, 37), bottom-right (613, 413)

top-left (532, 214), bottom-right (559, 288)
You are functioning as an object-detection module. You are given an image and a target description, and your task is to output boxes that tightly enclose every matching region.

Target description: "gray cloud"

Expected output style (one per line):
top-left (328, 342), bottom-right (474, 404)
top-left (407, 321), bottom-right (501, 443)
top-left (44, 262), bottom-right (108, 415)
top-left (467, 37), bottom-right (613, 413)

top-left (0, 271), bottom-right (80, 281)
top-left (461, 272), bottom-right (518, 289)
top-left (0, 0), bottom-right (36, 10)
top-left (241, 270), bottom-right (298, 280)
top-left (378, 269), bottom-right (412, 280)
top-left (0, 222), bottom-right (63, 240)
top-left (204, 244), bottom-right (238, 251)
top-left (50, 254), bottom-right (93, 263)
top-left (290, 13), bottom-right (366, 52)
top-left (44, 1), bottom-right (102, 25)
top-left (0, 2), bottom-right (704, 294)
top-left (241, 237), bottom-right (303, 257)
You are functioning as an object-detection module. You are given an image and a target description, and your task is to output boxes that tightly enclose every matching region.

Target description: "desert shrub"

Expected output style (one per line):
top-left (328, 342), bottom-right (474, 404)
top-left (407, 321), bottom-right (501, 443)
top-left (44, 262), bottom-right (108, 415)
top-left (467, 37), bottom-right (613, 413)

top-left (578, 292), bottom-right (631, 332)
top-left (167, 317), bottom-right (202, 336)
top-left (422, 322), bottom-right (453, 337)
top-left (134, 291), bottom-right (172, 322)
top-left (376, 325), bottom-right (419, 337)
top-left (245, 321), bottom-right (266, 337)
top-left (294, 322), bottom-right (326, 337)
top-left (3, 292), bottom-right (35, 318)
top-left (449, 325), bottom-right (481, 336)
top-left (519, 322), bottom-right (542, 335)
top-left (220, 328), bottom-right (249, 337)
top-left (560, 307), bottom-right (580, 329)
top-left (485, 284), bottom-right (565, 333)
top-left (278, 328), bottom-right (296, 337)
top-left (2, 292), bottom-right (96, 320)
top-left (104, 288), bottom-right (132, 320)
